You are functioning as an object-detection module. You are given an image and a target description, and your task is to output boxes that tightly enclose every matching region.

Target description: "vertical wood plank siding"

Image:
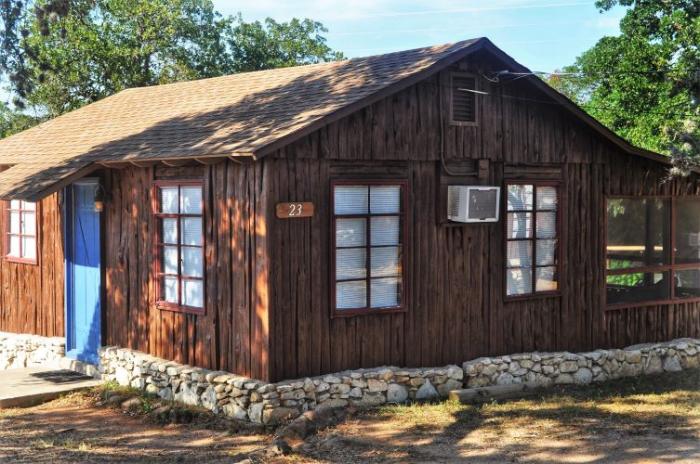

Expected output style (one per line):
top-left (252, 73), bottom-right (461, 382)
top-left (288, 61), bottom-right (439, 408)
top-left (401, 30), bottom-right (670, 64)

top-left (0, 194), bottom-right (64, 336)
top-left (102, 162), bottom-right (271, 381)
top-left (265, 52), bottom-right (700, 380)
top-left (7, 50), bottom-right (699, 382)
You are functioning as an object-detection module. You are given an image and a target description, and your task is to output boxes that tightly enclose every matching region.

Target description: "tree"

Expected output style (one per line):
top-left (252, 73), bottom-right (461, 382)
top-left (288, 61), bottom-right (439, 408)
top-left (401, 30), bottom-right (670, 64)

top-left (1, 0), bottom-right (344, 122)
top-left (0, 101), bottom-right (40, 137)
top-left (227, 15), bottom-right (343, 72)
top-left (549, 0), bottom-right (699, 169)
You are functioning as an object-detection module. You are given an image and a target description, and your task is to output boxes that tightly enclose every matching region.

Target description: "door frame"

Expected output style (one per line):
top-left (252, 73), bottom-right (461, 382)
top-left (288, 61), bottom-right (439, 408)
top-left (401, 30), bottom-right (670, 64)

top-left (64, 178), bottom-right (103, 364)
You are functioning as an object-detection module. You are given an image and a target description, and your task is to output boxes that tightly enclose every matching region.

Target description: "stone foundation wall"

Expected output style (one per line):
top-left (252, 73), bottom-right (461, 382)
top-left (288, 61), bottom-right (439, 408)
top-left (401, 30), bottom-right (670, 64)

top-left (99, 337), bottom-right (700, 425)
top-left (99, 346), bottom-right (463, 425)
top-left (464, 338), bottom-right (699, 387)
top-left (0, 331), bottom-right (65, 370)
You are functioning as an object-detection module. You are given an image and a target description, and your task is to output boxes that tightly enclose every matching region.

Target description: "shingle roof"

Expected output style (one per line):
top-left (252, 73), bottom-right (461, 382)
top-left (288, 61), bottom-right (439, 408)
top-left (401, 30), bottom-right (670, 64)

top-left (0, 38), bottom-right (483, 200)
top-left (0, 36), bottom-right (674, 200)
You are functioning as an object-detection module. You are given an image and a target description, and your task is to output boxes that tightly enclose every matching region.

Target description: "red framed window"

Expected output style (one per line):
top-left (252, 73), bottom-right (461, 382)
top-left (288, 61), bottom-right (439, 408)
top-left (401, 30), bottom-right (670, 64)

top-left (505, 182), bottom-right (560, 297)
top-left (605, 196), bottom-right (700, 308)
top-left (331, 180), bottom-right (407, 316)
top-left (4, 200), bottom-right (38, 264)
top-left (153, 181), bottom-right (204, 313)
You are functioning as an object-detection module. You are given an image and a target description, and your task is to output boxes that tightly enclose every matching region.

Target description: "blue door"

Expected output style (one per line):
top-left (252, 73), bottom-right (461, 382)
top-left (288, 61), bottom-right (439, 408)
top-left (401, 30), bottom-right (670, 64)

top-left (65, 181), bottom-right (101, 364)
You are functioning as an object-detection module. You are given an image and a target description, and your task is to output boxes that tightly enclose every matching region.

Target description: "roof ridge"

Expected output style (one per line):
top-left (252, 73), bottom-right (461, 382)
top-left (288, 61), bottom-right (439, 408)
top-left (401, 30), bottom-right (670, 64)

top-left (118, 38), bottom-right (481, 94)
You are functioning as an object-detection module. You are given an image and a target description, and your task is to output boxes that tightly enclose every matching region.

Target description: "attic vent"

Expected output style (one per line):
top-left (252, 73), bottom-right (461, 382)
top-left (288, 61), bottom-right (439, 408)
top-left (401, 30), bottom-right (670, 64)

top-left (451, 74), bottom-right (477, 123)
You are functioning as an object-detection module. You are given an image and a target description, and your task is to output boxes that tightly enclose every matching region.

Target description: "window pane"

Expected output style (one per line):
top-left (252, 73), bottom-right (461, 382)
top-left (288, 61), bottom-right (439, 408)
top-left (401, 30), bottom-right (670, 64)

top-left (336, 218), bottom-right (366, 247)
top-left (675, 269), bottom-right (700, 299)
top-left (182, 280), bottom-right (204, 308)
top-left (163, 276), bottom-right (178, 303)
top-left (370, 185), bottom-right (401, 214)
top-left (371, 277), bottom-right (400, 308)
top-left (535, 266), bottom-right (557, 292)
top-left (9, 200), bottom-right (20, 210)
top-left (507, 184), bottom-right (533, 211)
top-left (162, 246), bottom-right (178, 274)
top-left (507, 268), bottom-right (532, 296)
top-left (9, 211), bottom-right (20, 234)
top-left (21, 212), bottom-right (35, 235)
top-left (506, 212), bottom-right (532, 239)
top-left (182, 247), bottom-right (203, 278)
top-left (181, 218), bottom-right (202, 246)
top-left (162, 218), bottom-right (178, 244)
top-left (371, 246), bottom-right (400, 277)
top-left (675, 199), bottom-right (700, 264)
top-left (160, 187), bottom-right (179, 213)
top-left (180, 186), bottom-right (202, 214)
top-left (606, 272), bottom-right (669, 305)
top-left (334, 186), bottom-right (368, 215)
top-left (536, 212), bottom-right (557, 239)
top-left (606, 198), bottom-right (670, 270)
top-left (536, 187), bottom-right (557, 210)
top-left (8, 235), bottom-right (19, 257)
top-left (336, 248), bottom-right (366, 280)
top-left (536, 239), bottom-right (557, 266)
top-left (370, 216), bottom-right (400, 246)
top-left (22, 201), bottom-right (36, 211)
top-left (22, 237), bottom-right (36, 260)
top-left (507, 241), bottom-right (532, 268)
top-left (336, 280), bottom-right (366, 309)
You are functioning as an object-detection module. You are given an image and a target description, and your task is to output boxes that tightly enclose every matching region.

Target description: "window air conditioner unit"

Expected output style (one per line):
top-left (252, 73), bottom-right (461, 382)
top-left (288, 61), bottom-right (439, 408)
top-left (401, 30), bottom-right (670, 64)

top-left (447, 185), bottom-right (501, 223)
top-left (688, 233), bottom-right (700, 247)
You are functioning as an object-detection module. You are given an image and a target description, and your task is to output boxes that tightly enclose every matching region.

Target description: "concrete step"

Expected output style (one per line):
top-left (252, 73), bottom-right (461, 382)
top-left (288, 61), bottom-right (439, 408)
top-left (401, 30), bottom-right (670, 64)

top-left (0, 368), bottom-right (101, 408)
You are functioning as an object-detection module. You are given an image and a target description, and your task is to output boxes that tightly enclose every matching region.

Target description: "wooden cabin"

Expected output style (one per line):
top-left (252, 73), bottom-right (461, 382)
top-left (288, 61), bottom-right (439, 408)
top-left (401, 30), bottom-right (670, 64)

top-left (1, 38), bottom-right (699, 382)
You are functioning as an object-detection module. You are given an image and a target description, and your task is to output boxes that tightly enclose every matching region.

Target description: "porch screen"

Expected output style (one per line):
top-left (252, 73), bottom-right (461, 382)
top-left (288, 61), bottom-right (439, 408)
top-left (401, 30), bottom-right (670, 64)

top-left (606, 197), bottom-right (700, 306)
top-left (332, 181), bottom-right (406, 315)
top-left (154, 182), bottom-right (204, 313)
top-left (4, 200), bottom-right (37, 263)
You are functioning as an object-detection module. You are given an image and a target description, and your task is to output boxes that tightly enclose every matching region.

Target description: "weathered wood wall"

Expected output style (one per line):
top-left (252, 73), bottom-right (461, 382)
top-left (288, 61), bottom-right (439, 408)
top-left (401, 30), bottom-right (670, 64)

top-left (102, 162), bottom-right (271, 380)
top-left (264, 50), bottom-right (700, 381)
top-left (0, 193), bottom-right (65, 337)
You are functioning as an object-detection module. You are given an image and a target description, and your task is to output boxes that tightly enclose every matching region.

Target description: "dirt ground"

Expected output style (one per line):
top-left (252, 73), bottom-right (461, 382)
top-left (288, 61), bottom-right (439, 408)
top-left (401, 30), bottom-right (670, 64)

top-left (2, 370), bottom-right (700, 463)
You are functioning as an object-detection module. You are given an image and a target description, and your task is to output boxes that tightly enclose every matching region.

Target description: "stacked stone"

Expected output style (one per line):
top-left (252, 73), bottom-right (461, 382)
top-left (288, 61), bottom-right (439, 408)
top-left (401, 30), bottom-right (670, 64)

top-left (99, 346), bottom-right (463, 425)
top-left (463, 338), bottom-right (700, 388)
top-left (0, 331), bottom-right (65, 370)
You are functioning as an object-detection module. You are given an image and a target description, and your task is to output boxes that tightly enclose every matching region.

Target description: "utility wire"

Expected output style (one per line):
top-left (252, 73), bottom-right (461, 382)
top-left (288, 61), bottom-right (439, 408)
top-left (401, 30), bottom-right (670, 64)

top-left (454, 87), bottom-right (698, 118)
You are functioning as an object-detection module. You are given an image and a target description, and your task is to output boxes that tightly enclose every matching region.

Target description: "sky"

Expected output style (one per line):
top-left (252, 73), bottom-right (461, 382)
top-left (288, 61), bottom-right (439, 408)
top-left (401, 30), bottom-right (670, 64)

top-left (213, 0), bottom-right (627, 72)
top-left (2, 0), bottom-right (626, 106)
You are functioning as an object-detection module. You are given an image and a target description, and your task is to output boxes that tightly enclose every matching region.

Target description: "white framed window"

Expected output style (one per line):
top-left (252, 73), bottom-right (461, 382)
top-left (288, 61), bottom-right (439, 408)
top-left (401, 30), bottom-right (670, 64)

top-left (5, 200), bottom-right (37, 263)
top-left (154, 182), bottom-right (204, 313)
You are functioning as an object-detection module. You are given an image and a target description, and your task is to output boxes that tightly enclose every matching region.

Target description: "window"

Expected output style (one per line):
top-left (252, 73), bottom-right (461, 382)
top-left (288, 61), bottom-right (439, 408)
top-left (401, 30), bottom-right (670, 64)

top-left (505, 182), bottom-right (559, 297)
top-left (154, 182), bottom-right (204, 313)
top-left (4, 200), bottom-right (37, 263)
top-left (450, 73), bottom-right (477, 124)
top-left (606, 197), bottom-right (700, 307)
top-left (332, 181), bottom-right (406, 315)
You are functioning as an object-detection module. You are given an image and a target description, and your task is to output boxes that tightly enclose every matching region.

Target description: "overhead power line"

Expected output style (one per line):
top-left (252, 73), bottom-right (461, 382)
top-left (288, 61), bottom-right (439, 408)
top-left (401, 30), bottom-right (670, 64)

top-left (327, 1), bottom-right (593, 20)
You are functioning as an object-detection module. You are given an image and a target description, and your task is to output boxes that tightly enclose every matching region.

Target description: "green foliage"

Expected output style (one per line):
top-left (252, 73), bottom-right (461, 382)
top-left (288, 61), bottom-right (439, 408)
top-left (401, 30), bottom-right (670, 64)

top-left (0, 101), bottom-right (42, 137)
top-left (1, 0), bottom-right (344, 124)
top-left (227, 15), bottom-right (344, 72)
top-left (549, 0), bottom-right (699, 162)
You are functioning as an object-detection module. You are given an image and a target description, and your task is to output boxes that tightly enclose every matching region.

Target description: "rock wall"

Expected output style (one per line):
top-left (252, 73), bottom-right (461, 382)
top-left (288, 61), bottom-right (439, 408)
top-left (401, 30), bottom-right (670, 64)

top-left (99, 337), bottom-right (700, 425)
top-left (99, 346), bottom-right (463, 425)
top-left (0, 331), bottom-right (65, 370)
top-left (463, 339), bottom-right (698, 387)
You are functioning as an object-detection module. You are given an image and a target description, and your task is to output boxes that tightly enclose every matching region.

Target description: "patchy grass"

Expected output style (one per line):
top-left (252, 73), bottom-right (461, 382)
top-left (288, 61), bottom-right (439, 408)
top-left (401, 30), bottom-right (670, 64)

top-left (291, 369), bottom-right (700, 463)
top-left (4, 369), bottom-right (700, 463)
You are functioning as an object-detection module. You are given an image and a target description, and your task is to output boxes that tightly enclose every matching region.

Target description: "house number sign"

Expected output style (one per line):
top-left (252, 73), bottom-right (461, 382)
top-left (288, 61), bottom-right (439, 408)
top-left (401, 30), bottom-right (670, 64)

top-left (276, 202), bottom-right (314, 219)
